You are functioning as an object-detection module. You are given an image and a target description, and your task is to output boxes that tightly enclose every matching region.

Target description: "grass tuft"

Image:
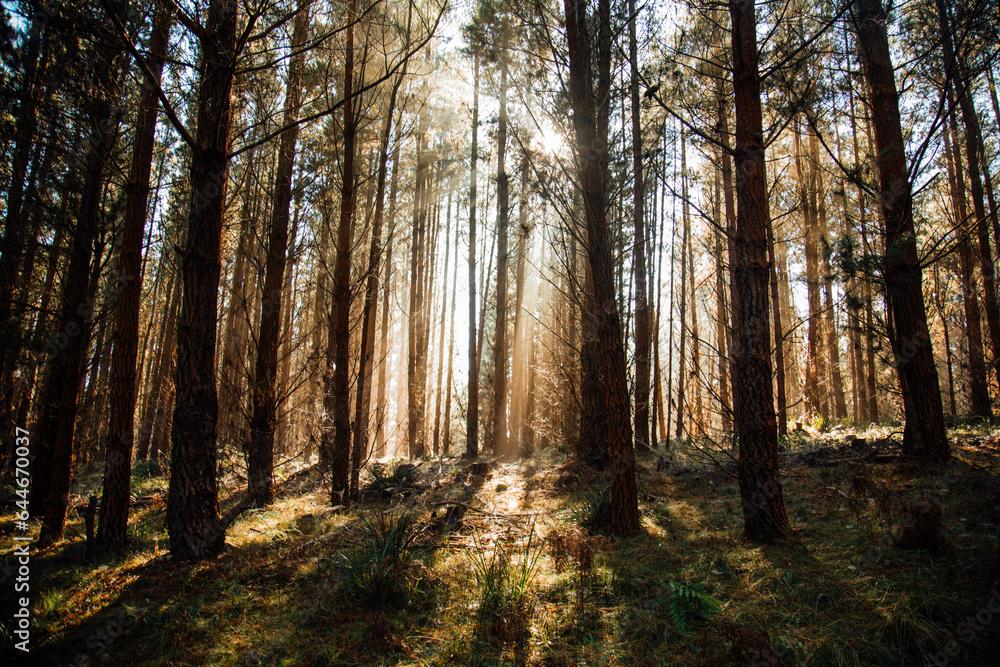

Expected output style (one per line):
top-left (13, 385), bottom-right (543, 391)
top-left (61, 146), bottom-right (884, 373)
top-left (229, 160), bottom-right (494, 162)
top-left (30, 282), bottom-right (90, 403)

top-left (470, 523), bottom-right (543, 645)
top-left (336, 511), bottom-right (422, 609)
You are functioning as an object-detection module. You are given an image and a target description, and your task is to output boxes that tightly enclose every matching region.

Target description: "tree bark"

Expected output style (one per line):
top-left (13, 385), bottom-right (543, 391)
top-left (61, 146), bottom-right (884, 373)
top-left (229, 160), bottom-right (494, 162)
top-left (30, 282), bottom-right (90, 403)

top-left (467, 50), bottom-right (481, 458)
top-left (327, 0), bottom-right (358, 499)
top-left (945, 112), bottom-right (991, 416)
top-left (491, 65), bottom-right (511, 459)
top-left (97, 0), bottom-right (174, 547)
top-left (853, 0), bottom-right (948, 460)
top-left (32, 6), bottom-right (125, 545)
top-left (563, 0), bottom-right (640, 536)
top-left (729, 0), bottom-right (790, 542)
top-left (936, 0), bottom-right (1000, 396)
top-left (628, 0), bottom-right (650, 451)
top-left (167, 0), bottom-right (239, 559)
top-left (247, 0), bottom-right (310, 508)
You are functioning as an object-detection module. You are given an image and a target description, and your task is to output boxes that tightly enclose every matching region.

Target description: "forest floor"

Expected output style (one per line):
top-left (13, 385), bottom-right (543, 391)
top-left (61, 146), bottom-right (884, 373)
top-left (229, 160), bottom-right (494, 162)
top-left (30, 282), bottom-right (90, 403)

top-left (3, 422), bottom-right (1000, 666)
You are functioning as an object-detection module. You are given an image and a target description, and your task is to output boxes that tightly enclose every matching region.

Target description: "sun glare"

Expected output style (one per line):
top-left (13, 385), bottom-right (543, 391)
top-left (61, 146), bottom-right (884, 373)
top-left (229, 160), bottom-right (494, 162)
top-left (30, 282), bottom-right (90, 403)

top-left (538, 127), bottom-right (568, 156)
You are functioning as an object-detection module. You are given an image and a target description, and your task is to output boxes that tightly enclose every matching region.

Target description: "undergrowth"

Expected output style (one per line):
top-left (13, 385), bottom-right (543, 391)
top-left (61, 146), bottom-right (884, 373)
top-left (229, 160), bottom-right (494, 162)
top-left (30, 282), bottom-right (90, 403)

top-left (7, 431), bottom-right (1000, 666)
top-left (470, 523), bottom-right (543, 645)
top-left (336, 511), bottom-right (422, 608)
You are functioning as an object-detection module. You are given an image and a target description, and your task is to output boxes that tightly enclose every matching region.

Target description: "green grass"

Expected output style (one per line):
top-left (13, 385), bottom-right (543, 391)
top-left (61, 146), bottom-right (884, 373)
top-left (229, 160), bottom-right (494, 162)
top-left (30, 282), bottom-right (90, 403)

top-left (3, 426), bottom-right (1000, 666)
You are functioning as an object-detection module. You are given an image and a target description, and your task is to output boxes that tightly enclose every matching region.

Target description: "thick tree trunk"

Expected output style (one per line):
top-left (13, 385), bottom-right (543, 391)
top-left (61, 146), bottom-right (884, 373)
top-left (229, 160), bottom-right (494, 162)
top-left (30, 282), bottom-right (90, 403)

top-left (579, 260), bottom-right (608, 465)
top-left (247, 0), bottom-right (310, 508)
top-left (167, 0), bottom-right (239, 559)
top-left (854, 0), bottom-right (948, 460)
top-left (97, 1), bottom-right (173, 548)
top-left (32, 11), bottom-right (125, 545)
top-left (564, 0), bottom-right (640, 536)
top-left (729, 0), bottom-right (790, 542)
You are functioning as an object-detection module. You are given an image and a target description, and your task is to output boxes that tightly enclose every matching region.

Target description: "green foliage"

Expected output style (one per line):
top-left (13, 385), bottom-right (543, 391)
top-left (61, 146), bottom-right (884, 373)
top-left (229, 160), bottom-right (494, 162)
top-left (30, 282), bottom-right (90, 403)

top-left (470, 524), bottom-right (542, 643)
top-left (572, 486), bottom-right (611, 534)
top-left (336, 512), bottom-right (421, 608)
top-left (663, 580), bottom-right (721, 636)
top-left (365, 462), bottom-right (419, 494)
top-left (132, 459), bottom-right (164, 479)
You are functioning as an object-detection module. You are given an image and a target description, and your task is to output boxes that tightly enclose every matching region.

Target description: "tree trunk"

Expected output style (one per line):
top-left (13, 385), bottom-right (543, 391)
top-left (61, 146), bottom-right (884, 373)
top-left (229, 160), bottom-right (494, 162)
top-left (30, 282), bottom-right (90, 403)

top-left (767, 212), bottom-right (787, 437)
top-left (375, 135), bottom-right (402, 459)
top-left (579, 259), bottom-right (608, 465)
top-left (675, 131), bottom-right (689, 439)
top-left (563, 0), bottom-right (640, 536)
top-left (509, 157), bottom-right (531, 458)
top-left (443, 195), bottom-right (460, 456)
top-left (729, 0), bottom-right (790, 542)
top-left (32, 9), bottom-right (125, 545)
top-left (936, 0), bottom-right (1000, 396)
top-left (137, 265), bottom-right (180, 460)
top-left (813, 132), bottom-right (849, 419)
top-left (247, 0), bottom-right (310, 508)
top-left (97, 0), bottom-right (173, 548)
top-left (945, 112), bottom-right (991, 416)
top-left (167, 0), bottom-right (238, 559)
top-left (853, 0), bottom-right (948, 460)
top-left (407, 106), bottom-right (431, 460)
top-left (491, 65), bottom-right (511, 459)
top-left (629, 0), bottom-right (650, 451)
top-left (432, 193), bottom-right (453, 456)
top-left (932, 266), bottom-right (958, 416)
top-left (467, 50), bottom-right (481, 458)
top-left (327, 0), bottom-right (358, 500)
top-left (354, 47), bottom-right (407, 493)
top-left (797, 123), bottom-right (825, 420)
